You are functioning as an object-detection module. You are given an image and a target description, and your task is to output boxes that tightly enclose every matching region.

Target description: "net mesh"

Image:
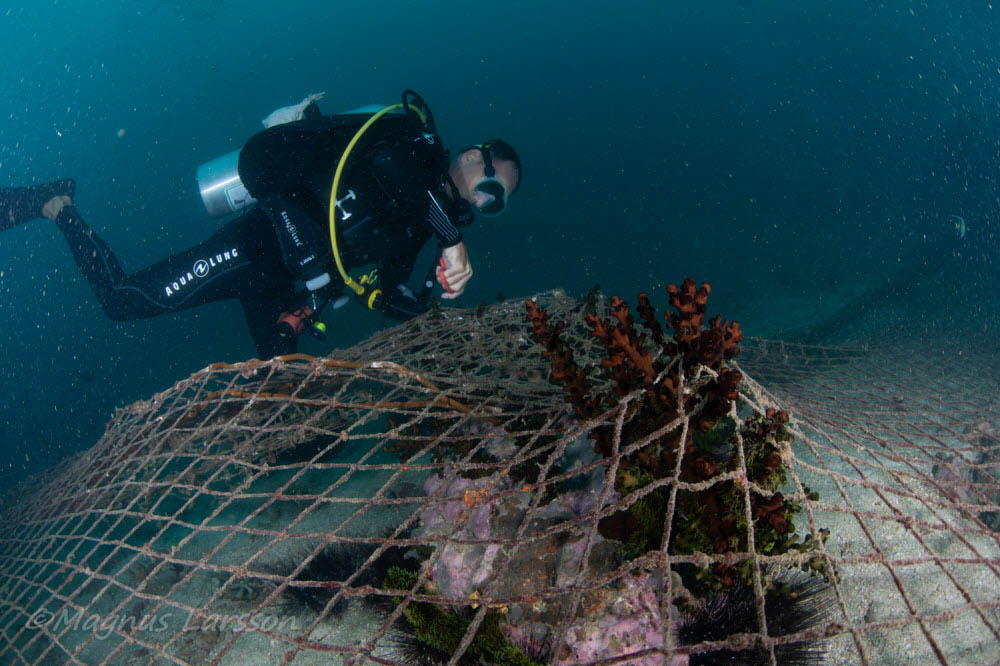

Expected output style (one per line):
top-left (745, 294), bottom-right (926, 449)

top-left (0, 288), bottom-right (997, 665)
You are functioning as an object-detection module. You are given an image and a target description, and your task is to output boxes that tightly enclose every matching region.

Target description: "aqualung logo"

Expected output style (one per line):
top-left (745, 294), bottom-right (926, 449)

top-left (193, 260), bottom-right (211, 277)
top-left (164, 248), bottom-right (239, 297)
top-left (281, 210), bottom-right (302, 247)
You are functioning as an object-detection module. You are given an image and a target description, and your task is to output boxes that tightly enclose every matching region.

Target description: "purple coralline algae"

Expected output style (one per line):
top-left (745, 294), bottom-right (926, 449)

top-left (416, 472), bottom-right (525, 599)
top-left (413, 465), bottom-right (672, 663)
top-left (555, 572), bottom-right (668, 665)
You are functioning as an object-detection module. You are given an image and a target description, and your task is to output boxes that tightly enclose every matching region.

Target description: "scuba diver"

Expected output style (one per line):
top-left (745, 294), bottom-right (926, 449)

top-left (0, 90), bottom-right (521, 358)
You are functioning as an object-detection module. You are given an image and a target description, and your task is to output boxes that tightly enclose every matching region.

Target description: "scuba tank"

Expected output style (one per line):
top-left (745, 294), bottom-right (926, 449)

top-left (197, 150), bottom-right (257, 218)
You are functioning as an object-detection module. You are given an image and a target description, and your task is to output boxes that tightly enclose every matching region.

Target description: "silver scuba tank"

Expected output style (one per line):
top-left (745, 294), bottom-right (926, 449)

top-left (197, 149), bottom-right (256, 218)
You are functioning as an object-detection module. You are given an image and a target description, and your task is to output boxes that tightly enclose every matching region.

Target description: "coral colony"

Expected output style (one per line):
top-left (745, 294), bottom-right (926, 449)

top-left (383, 279), bottom-right (832, 664)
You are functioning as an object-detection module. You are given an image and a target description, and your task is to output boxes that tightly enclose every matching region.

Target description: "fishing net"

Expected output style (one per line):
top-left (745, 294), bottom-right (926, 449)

top-left (0, 287), bottom-right (997, 665)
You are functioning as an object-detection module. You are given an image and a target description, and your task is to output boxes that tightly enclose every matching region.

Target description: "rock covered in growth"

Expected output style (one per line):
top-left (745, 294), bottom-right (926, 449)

top-left (416, 472), bottom-right (519, 599)
top-left (415, 465), bottom-right (619, 604)
top-left (411, 462), bottom-right (675, 663)
top-left (556, 572), bottom-right (668, 665)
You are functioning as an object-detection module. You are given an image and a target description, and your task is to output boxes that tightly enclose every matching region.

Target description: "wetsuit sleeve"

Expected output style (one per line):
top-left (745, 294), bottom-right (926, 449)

top-left (424, 190), bottom-right (464, 248)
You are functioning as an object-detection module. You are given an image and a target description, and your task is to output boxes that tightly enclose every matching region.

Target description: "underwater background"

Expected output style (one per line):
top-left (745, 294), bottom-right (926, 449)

top-left (0, 0), bottom-right (997, 489)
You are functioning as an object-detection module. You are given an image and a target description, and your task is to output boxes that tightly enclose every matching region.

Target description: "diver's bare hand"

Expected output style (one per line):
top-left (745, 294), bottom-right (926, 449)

top-left (439, 241), bottom-right (472, 299)
top-left (42, 195), bottom-right (73, 221)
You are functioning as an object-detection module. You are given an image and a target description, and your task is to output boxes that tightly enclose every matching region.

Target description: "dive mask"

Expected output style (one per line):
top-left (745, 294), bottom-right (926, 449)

top-left (471, 143), bottom-right (509, 217)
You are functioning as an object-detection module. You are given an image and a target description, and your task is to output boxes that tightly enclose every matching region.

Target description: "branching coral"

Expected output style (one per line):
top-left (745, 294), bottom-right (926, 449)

top-left (525, 280), bottom-right (822, 587)
top-left (525, 300), bottom-right (601, 419)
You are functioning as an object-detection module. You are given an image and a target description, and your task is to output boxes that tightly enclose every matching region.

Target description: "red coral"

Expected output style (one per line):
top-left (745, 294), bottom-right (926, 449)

top-left (688, 444), bottom-right (720, 480)
top-left (755, 451), bottom-right (783, 484)
top-left (525, 300), bottom-right (602, 418)
top-left (744, 408), bottom-right (790, 485)
top-left (528, 283), bottom-right (749, 562)
top-left (636, 292), bottom-right (666, 348)
top-left (525, 298), bottom-right (554, 341)
top-left (526, 283), bottom-right (745, 440)
top-left (586, 297), bottom-right (657, 395)
top-left (752, 493), bottom-right (790, 533)
top-left (749, 408), bottom-right (790, 437)
top-left (693, 315), bottom-right (743, 369)
top-left (665, 278), bottom-right (710, 349)
top-left (523, 284), bottom-right (817, 588)
top-left (694, 367), bottom-right (743, 432)
top-left (665, 279), bottom-right (742, 370)
top-left (712, 563), bottom-right (738, 588)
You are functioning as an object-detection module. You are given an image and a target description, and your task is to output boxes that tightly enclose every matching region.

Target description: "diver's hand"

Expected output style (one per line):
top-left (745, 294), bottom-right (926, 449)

top-left (439, 241), bottom-right (472, 299)
top-left (42, 195), bottom-right (73, 221)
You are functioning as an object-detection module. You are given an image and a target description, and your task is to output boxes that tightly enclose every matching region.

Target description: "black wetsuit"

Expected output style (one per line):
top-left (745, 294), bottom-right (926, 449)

top-left (46, 107), bottom-right (472, 358)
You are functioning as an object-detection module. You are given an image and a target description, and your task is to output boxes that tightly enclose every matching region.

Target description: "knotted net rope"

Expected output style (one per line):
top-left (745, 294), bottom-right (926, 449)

top-left (0, 289), bottom-right (997, 665)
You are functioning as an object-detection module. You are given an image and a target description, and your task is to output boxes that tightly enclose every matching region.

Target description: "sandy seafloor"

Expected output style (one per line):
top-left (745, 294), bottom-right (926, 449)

top-left (797, 439), bottom-right (1000, 665)
top-left (741, 318), bottom-right (1000, 665)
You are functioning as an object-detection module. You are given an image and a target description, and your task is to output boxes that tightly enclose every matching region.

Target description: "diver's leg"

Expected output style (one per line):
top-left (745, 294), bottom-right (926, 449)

top-left (0, 179), bottom-right (76, 230)
top-left (50, 200), bottom-right (300, 355)
top-left (51, 204), bottom-right (275, 321)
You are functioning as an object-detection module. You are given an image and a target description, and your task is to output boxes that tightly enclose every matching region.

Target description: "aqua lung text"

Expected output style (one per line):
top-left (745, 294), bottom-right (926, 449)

top-left (164, 248), bottom-right (239, 297)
